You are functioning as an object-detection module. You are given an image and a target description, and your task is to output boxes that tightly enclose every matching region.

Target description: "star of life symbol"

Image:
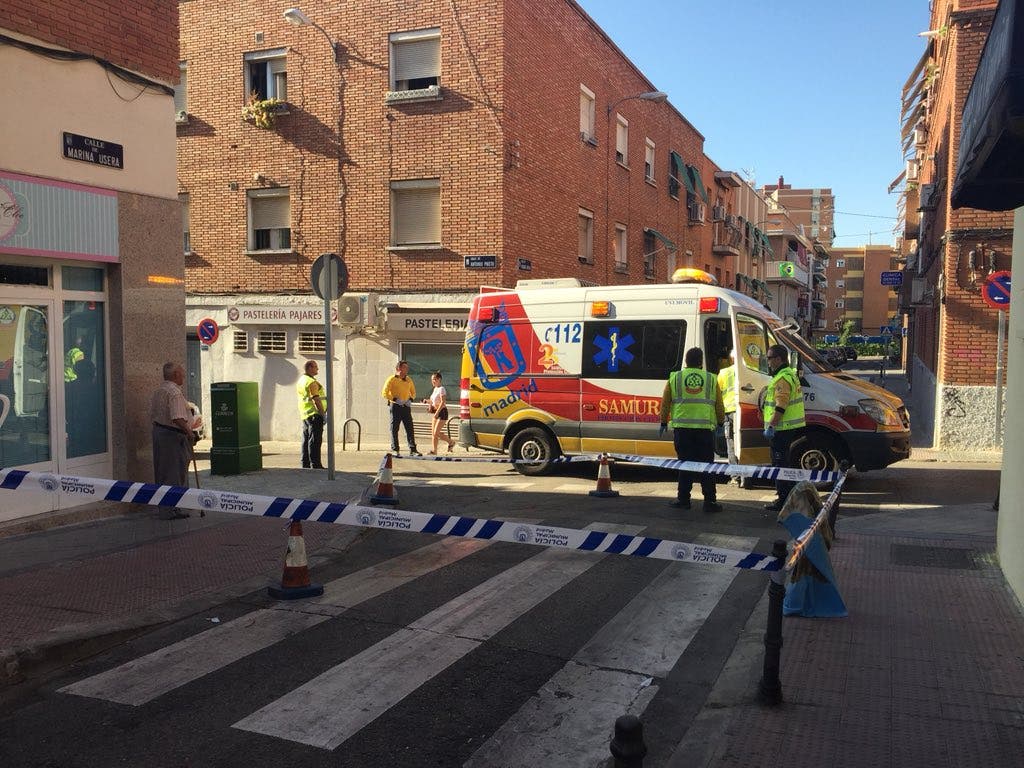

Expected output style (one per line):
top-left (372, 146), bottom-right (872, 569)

top-left (592, 327), bottom-right (635, 372)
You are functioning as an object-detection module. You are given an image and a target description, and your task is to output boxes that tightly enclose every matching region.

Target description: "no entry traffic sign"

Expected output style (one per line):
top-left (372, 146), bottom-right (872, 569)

top-left (982, 270), bottom-right (1011, 310)
top-left (197, 317), bottom-right (219, 344)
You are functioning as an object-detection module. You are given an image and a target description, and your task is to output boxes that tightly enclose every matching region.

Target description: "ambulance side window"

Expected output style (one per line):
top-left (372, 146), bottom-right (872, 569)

top-left (736, 314), bottom-right (772, 374)
top-left (581, 320), bottom-right (685, 379)
top-left (702, 318), bottom-right (731, 374)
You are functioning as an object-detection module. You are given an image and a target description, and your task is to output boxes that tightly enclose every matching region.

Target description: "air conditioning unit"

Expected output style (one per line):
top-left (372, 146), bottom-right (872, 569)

top-left (906, 159), bottom-right (920, 182)
top-left (711, 204), bottom-right (726, 222)
top-left (918, 182), bottom-right (939, 211)
top-left (337, 293), bottom-right (377, 326)
top-left (913, 124), bottom-right (928, 147)
top-left (688, 202), bottom-right (706, 224)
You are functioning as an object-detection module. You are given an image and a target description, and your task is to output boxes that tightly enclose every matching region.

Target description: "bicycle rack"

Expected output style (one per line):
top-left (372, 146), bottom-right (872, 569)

top-left (342, 418), bottom-right (362, 451)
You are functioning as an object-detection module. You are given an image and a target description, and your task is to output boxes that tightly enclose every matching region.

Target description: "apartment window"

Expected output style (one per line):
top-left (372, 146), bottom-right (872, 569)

top-left (390, 28), bottom-right (440, 91)
top-left (390, 179), bottom-right (441, 247)
top-left (836, 278), bottom-right (845, 288)
top-left (247, 188), bottom-right (290, 251)
top-left (578, 208), bottom-right (594, 263)
top-left (668, 151), bottom-right (683, 198)
top-left (834, 299), bottom-right (845, 309)
top-left (643, 231), bottom-right (657, 279)
top-left (834, 319), bottom-right (843, 329)
top-left (614, 224), bottom-right (627, 271)
top-left (579, 85), bottom-right (596, 142)
top-left (174, 62), bottom-right (188, 118)
top-left (233, 331), bottom-right (248, 353)
top-left (256, 330), bottom-right (287, 353)
top-left (835, 258), bottom-right (845, 268)
top-left (298, 331), bottom-right (326, 354)
top-left (179, 193), bottom-right (191, 253)
top-left (644, 139), bottom-right (655, 182)
top-left (615, 115), bottom-right (629, 165)
top-left (245, 49), bottom-right (287, 101)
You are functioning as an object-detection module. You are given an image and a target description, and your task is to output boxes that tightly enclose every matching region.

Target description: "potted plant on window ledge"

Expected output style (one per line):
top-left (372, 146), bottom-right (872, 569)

top-left (242, 92), bottom-right (286, 129)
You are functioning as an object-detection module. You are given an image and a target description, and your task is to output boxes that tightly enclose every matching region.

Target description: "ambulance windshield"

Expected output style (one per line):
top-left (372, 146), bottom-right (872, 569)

top-left (773, 327), bottom-right (831, 374)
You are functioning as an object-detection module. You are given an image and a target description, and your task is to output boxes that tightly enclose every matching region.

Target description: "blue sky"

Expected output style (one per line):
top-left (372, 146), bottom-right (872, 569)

top-left (578, 0), bottom-right (930, 246)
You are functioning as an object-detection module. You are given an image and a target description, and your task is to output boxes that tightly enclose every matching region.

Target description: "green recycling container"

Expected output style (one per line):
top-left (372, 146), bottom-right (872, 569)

top-left (210, 381), bottom-right (263, 474)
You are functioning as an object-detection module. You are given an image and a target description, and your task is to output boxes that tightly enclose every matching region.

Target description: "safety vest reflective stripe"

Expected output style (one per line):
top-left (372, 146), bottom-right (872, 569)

top-left (64, 348), bottom-right (84, 382)
top-left (718, 365), bottom-right (737, 413)
top-left (297, 374), bottom-right (325, 418)
top-left (763, 367), bottom-right (805, 431)
top-left (669, 368), bottom-right (717, 431)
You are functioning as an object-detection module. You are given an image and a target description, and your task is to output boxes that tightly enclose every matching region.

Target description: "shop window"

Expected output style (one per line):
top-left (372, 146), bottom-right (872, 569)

top-left (233, 331), bottom-right (248, 353)
top-left (400, 342), bottom-right (462, 403)
top-left (0, 265), bottom-right (49, 286)
top-left (62, 266), bottom-right (103, 292)
top-left (298, 331), bottom-right (325, 354)
top-left (256, 330), bottom-right (287, 353)
top-left (64, 300), bottom-right (107, 458)
top-left (244, 49), bottom-right (287, 102)
top-left (390, 179), bottom-right (441, 247)
top-left (247, 188), bottom-right (290, 252)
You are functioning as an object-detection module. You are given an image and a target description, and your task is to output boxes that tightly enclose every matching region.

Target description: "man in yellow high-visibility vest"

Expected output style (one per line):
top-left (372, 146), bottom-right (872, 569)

top-left (659, 347), bottom-right (725, 513)
top-left (297, 360), bottom-right (326, 469)
top-left (763, 344), bottom-right (806, 512)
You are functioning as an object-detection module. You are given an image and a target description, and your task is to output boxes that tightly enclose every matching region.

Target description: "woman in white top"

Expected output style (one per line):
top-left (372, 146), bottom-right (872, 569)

top-left (423, 371), bottom-right (456, 454)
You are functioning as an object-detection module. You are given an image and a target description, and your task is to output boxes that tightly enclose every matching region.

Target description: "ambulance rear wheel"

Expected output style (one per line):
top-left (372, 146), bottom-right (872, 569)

top-left (510, 427), bottom-right (558, 476)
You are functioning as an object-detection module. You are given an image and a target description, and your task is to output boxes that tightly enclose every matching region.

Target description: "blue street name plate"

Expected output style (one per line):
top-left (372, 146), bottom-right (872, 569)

top-left (465, 255), bottom-right (497, 269)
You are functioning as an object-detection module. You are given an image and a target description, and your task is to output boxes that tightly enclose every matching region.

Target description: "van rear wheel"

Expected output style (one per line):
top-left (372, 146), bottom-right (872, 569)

top-left (509, 427), bottom-right (558, 476)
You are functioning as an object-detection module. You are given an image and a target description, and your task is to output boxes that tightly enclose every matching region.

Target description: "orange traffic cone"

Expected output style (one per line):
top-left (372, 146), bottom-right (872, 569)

top-left (588, 454), bottom-right (620, 498)
top-left (267, 519), bottom-right (324, 600)
top-left (370, 453), bottom-right (399, 505)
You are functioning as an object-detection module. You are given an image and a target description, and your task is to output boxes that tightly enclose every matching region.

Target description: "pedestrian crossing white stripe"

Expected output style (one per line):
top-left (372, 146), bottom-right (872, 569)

top-left (464, 534), bottom-right (756, 768)
top-left (232, 523), bottom-right (644, 750)
top-left (59, 536), bottom-right (501, 706)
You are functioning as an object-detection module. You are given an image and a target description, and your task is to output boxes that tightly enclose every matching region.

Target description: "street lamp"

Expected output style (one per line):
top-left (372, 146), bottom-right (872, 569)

top-left (283, 7), bottom-right (340, 62)
top-left (604, 91), bottom-right (668, 282)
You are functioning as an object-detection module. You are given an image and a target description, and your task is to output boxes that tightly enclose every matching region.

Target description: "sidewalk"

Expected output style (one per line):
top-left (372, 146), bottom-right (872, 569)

top-left (671, 494), bottom-right (1024, 767)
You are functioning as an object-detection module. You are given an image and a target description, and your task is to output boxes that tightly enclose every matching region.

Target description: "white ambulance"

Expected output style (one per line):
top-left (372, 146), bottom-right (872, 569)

top-left (459, 273), bottom-right (911, 475)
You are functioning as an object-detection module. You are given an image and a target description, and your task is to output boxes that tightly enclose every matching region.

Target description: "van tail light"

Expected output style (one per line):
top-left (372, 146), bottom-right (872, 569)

top-left (699, 297), bottom-right (720, 313)
top-left (460, 377), bottom-right (471, 419)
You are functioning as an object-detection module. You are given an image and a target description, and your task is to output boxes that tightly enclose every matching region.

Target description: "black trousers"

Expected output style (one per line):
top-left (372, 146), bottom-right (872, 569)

top-left (769, 427), bottom-right (803, 502)
top-left (302, 414), bottom-right (324, 467)
top-left (673, 428), bottom-right (716, 503)
top-left (389, 403), bottom-right (417, 452)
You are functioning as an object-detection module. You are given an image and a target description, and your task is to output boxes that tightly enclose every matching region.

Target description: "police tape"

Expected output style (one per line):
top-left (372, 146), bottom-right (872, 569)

top-left (395, 451), bottom-right (840, 484)
top-left (0, 468), bottom-right (782, 572)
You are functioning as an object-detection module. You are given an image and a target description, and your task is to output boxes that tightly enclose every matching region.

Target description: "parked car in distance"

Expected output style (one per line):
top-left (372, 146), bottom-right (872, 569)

top-left (839, 345), bottom-right (858, 361)
top-left (815, 346), bottom-right (845, 368)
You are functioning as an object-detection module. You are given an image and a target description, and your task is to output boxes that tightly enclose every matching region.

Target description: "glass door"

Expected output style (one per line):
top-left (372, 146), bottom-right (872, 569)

top-left (0, 298), bottom-right (57, 519)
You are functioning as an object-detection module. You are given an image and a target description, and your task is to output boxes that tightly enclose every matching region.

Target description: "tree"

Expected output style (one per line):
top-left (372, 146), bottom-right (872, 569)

top-left (838, 319), bottom-right (855, 346)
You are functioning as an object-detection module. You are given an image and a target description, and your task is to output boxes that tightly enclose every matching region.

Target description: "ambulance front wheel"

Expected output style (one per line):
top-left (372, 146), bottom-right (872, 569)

top-left (509, 427), bottom-right (559, 476)
top-left (789, 431), bottom-right (845, 473)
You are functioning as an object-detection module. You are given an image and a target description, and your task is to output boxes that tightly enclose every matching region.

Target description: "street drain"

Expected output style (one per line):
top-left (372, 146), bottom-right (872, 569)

top-left (890, 543), bottom-right (977, 570)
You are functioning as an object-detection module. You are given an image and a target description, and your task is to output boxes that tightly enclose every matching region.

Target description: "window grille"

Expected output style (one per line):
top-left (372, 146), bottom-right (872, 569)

top-left (256, 330), bottom-right (287, 353)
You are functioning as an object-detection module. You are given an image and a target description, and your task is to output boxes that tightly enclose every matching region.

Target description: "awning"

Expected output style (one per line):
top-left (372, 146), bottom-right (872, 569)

top-left (761, 232), bottom-right (774, 258)
top-left (887, 168), bottom-right (906, 194)
top-left (669, 151), bottom-right (684, 195)
top-left (686, 164), bottom-right (710, 204)
top-left (679, 160), bottom-right (697, 196)
top-left (644, 227), bottom-right (677, 252)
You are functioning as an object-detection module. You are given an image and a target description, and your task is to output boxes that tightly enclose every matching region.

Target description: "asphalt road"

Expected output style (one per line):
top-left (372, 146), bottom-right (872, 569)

top-left (0, 434), bottom-right (1000, 767)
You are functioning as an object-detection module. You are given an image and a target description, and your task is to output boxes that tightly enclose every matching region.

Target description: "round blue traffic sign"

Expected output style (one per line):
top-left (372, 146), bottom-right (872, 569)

top-left (197, 317), bottom-right (219, 344)
top-left (982, 270), bottom-right (1011, 310)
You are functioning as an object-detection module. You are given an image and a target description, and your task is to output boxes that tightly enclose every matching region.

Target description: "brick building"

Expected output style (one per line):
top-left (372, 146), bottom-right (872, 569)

top-left (176, 0), bottom-right (749, 441)
top-left (824, 246), bottom-right (901, 337)
top-left (1, 2), bottom-right (182, 521)
top-left (894, 0), bottom-right (1013, 449)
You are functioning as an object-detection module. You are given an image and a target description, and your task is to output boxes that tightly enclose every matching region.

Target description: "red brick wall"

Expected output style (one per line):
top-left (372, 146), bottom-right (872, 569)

top-left (3, 0), bottom-right (178, 83)
top-left (179, 0), bottom-right (724, 295)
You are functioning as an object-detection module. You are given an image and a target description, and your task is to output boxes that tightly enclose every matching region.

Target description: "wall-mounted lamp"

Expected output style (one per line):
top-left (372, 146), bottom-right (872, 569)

top-left (284, 7), bottom-right (340, 62)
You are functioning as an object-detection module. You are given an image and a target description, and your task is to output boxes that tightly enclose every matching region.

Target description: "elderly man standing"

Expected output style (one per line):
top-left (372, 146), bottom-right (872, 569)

top-left (150, 361), bottom-right (194, 519)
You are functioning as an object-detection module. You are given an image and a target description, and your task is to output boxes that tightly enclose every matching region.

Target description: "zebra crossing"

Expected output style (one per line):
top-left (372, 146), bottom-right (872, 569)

top-left (57, 524), bottom-right (758, 765)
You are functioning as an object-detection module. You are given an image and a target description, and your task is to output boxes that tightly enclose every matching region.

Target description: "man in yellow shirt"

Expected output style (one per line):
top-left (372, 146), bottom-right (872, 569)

top-left (381, 360), bottom-right (420, 456)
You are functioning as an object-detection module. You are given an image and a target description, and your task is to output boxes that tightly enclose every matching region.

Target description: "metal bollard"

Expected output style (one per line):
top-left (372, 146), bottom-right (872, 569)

top-left (609, 713), bottom-right (646, 767)
top-left (757, 539), bottom-right (787, 706)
